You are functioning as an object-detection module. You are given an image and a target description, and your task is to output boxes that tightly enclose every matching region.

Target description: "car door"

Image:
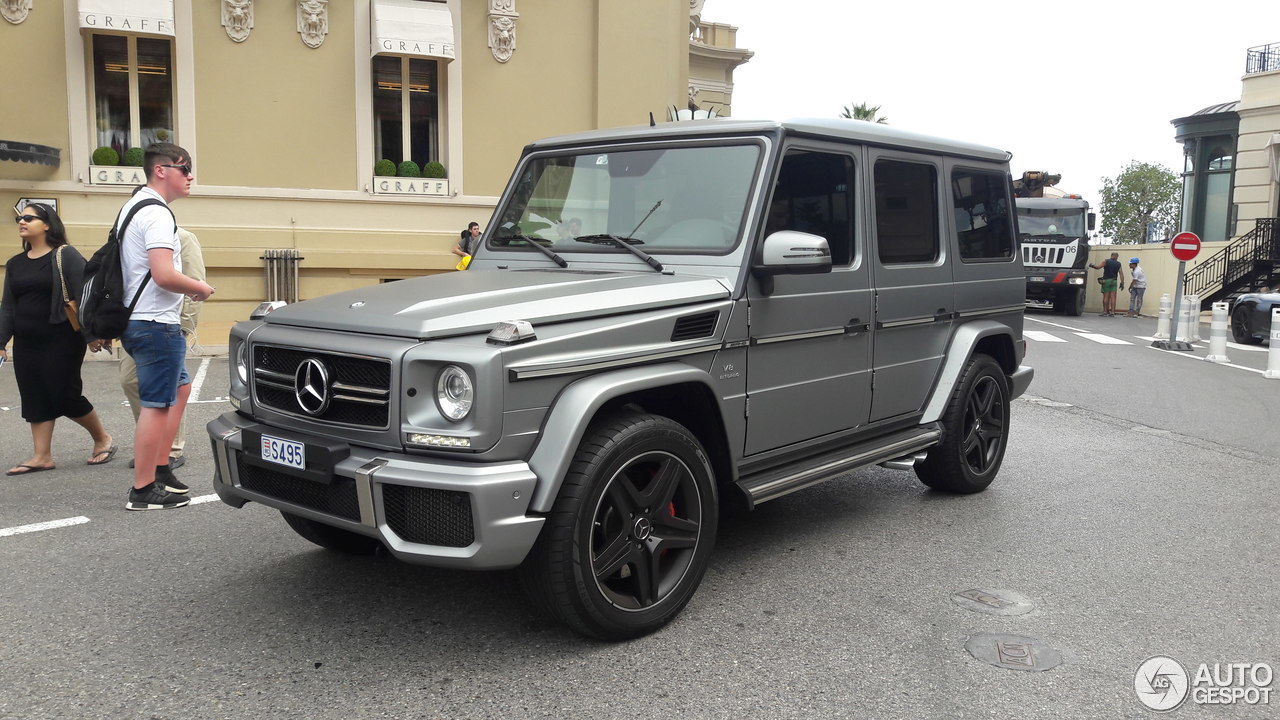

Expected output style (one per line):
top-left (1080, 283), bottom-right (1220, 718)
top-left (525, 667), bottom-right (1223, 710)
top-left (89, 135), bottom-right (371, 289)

top-left (744, 144), bottom-right (872, 455)
top-left (868, 152), bottom-right (953, 422)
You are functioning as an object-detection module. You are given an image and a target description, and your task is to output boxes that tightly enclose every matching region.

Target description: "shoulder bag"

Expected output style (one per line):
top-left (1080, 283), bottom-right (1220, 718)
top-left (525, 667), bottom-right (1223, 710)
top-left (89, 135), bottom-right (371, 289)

top-left (55, 245), bottom-right (82, 332)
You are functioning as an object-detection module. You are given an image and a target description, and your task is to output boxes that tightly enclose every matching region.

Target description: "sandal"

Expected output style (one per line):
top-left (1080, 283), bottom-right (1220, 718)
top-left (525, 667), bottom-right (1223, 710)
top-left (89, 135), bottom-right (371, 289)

top-left (6, 464), bottom-right (56, 476)
top-left (87, 444), bottom-right (118, 466)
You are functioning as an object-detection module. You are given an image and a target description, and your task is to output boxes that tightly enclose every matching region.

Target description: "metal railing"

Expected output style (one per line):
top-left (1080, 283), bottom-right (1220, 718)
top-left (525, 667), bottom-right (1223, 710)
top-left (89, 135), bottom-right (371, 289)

top-left (1184, 219), bottom-right (1280, 303)
top-left (1246, 43), bottom-right (1280, 74)
top-left (261, 248), bottom-right (303, 303)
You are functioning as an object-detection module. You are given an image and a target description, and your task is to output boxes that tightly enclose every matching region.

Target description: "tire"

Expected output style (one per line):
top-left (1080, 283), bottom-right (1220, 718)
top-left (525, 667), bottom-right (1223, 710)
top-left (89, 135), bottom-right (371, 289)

top-left (281, 511), bottom-right (383, 555)
top-left (519, 412), bottom-right (718, 640)
top-left (915, 354), bottom-right (1010, 494)
top-left (1231, 306), bottom-right (1261, 344)
top-left (1066, 288), bottom-right (1085, 317)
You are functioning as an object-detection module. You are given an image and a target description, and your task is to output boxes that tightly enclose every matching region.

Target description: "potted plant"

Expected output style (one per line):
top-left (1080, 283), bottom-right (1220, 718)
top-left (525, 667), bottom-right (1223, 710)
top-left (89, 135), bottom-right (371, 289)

top-left (122, 147), bottom-right (144, 166)
top-left (91, 146), bottom-right (119, 166)
top-left (423, 161), bottom-right (446, 179)
top-left (374, 159), bottom-right (396, 177)
top-left (397, 160), bottom-right (421, 178)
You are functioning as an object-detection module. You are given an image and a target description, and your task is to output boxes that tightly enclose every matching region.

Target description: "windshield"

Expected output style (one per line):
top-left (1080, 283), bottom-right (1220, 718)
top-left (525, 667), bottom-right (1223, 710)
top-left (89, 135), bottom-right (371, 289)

top-left (491, 142), bottom-right (761, 255)
top-left (1017, 208), bottom-right (1086, 238)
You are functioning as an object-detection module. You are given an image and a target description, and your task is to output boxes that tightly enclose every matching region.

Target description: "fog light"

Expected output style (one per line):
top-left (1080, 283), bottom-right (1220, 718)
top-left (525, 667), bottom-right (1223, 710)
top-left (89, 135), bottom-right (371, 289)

top-left (1069, 277), bottom-right (1084, 285)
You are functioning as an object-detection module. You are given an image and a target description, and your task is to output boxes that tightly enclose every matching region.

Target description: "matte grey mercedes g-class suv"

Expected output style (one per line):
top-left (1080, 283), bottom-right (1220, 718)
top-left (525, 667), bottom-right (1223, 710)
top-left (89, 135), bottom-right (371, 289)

top-left (208, 118), bottom-right (1032, 640)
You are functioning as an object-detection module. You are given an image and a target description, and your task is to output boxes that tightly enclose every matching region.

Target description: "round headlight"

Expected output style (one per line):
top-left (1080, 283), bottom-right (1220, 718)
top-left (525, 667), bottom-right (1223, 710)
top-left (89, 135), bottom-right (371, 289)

top-left (235, 342), bottom-right (249, 384)
top-left (436, 365), bottom-right (474, 422)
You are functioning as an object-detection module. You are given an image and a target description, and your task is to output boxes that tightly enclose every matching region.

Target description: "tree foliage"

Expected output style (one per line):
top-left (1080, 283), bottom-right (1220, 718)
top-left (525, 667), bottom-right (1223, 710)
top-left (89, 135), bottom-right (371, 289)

top-left (839, 102), bottom-right (888, 124)
top-left (1098, 161), bottom-right (1180, 244)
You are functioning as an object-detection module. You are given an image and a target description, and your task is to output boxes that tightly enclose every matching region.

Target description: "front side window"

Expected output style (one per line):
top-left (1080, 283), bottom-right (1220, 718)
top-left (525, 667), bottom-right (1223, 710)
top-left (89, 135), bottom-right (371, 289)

top-left (952, 169), bottom-right (1013, 261)
top-left (874, 160), bottom-right (939, 264)
top-left (492, 143), bottom-right (761, 254)
top-left (373, 56), bottom-right (440, 169)
top-left (91, 34), bottom-right (174, 154)
top-left (765, 151), bottom-right (855, 266)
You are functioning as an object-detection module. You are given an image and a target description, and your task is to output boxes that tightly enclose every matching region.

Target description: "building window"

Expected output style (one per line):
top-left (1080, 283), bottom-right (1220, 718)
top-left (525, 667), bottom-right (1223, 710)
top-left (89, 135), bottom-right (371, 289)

top-left (90, 34), bottom-right (174, 154)
top-left (373, 55), bottom-right (441, 168)
top-left (952, 168), bottom-right (1014, 261)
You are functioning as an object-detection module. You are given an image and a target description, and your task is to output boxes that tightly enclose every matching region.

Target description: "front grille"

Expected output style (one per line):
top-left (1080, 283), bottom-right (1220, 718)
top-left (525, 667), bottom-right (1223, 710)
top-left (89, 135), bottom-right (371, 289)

top-left (252, 345), bottom-right (392, 428)
top-left (383, 485), bottom-right (474, 547)
top-left (1021, 245), bottom-right (1067, 267)
top-left (237, 456), bottom-right (360, 521)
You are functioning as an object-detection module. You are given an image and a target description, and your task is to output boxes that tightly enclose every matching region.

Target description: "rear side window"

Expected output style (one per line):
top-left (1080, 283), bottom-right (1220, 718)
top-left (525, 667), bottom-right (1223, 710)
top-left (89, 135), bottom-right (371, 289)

top-left (874, 160), bottom-right (938, 264)
top-left (952, 169), bottom-right (1014, 261)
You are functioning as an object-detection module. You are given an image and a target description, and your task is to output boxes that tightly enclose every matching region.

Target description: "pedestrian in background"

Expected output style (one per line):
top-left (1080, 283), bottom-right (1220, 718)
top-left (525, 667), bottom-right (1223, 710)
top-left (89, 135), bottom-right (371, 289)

top-left (452, 221), bottom-right (481, 269)
top-left (1126, 257), bottom-right (1147, 317)
top-left (0, 203), bottom-right (115, 476)
top-left (117, 143), bottom-right (214, 510)
top-left (120, 226), bottom-right (205, 470)
top-left (1089, 252), bottom-right (1125, 317)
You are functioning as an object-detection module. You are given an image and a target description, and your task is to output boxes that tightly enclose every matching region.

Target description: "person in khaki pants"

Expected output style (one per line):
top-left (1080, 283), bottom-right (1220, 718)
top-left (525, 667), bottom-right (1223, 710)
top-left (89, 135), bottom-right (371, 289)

top-left (120, 226), bottom-right (205, 469)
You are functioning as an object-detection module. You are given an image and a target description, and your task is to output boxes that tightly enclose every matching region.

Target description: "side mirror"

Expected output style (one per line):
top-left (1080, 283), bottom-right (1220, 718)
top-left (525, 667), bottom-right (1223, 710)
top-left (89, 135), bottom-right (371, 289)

top-left (1087, 212), bottom-right (1097, 231)
top-left (753, 230), bottom-right (832, 295)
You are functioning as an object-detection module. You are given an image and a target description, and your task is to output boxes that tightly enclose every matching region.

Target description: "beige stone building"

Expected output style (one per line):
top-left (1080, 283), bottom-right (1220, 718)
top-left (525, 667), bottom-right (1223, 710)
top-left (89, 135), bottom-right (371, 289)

top-left (0, 0), bottom-right (750, 349)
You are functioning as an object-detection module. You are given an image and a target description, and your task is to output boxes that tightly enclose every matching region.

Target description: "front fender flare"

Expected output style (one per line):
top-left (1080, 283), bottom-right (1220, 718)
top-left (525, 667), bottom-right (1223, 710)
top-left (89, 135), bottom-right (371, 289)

top-left (526, 363), bottom-right (716, 514)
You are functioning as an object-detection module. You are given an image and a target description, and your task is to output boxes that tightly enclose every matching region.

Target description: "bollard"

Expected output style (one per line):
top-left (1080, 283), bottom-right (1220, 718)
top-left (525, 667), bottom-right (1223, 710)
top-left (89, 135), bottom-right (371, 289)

top-left (1204, 302), bottom-right (1231, 363)
top-left (1266, 308), bottom-right (1280, 379)
top-left (1177, 299), bottom-right (1193, 346)
top-left (1188, 294), bottom-right (1202, 342)
top-left (1154, 293), bottom-right (1171, 339)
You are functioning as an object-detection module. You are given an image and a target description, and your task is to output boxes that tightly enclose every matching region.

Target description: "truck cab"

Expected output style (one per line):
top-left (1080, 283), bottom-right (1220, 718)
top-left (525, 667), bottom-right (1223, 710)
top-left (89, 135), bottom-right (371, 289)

top-left (1017, 196), bottom-right (1096, 315)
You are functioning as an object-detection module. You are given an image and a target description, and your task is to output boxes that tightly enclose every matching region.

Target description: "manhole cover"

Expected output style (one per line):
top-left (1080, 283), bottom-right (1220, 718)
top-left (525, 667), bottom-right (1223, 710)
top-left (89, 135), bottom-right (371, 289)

top-left (951, 588), bottom-right (1034, 616)
top-left (965, 633), bottom-right (1064, 672)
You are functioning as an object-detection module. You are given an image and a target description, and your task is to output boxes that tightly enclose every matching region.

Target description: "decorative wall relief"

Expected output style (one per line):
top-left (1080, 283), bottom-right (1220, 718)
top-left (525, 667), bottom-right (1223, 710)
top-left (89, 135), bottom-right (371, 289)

top-left (488, 0), bottom-right (518, 63)
top-left (297, 0), bottom-right (328, 49)
top-left (221, 0), bottom-right (253, 43)
top-left (2, 0), bottom-right (33, 25)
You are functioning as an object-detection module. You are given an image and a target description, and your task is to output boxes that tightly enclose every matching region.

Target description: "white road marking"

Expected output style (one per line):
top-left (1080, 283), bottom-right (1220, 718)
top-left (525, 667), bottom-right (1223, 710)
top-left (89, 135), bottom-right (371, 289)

top-left (1146, 345), bottom-right (1264, 374)
top-left (1025, 316), bottom-right (1087, 332)
top-left (189, 357), bottom-right (213, 402)
top-left (1074, 333), bottom-right (1131, 345)
top-left (0, 516), bottom-right (90, 538)
top-left (1024, 331), bottom-right (1066, 343)
top-left (188, 494), bottom-right (220, 505)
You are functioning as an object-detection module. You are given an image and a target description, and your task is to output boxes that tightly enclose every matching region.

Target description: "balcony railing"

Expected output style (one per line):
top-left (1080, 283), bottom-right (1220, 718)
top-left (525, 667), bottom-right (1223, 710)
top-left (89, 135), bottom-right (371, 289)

top-left (1246, 43), bottom-right (1280, 74)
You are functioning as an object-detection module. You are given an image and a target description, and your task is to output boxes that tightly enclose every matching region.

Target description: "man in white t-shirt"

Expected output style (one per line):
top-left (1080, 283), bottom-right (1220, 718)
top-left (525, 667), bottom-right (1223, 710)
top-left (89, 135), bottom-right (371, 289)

top-left (118, 143), bottom-right (215, 511)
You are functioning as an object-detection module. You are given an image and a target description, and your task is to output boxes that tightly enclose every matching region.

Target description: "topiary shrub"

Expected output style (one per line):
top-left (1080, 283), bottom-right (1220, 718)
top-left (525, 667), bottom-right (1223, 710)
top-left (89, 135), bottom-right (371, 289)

top-left (422, 161), bottom-right (446, 179)
top-left (92, 146), bottom-right (120, 166)
top-left (122, 147), bottom-right (145, 166)
top-left (397, 160), bottom-right (421, 178)
top-left (374, 159), bottom-right (396, 177)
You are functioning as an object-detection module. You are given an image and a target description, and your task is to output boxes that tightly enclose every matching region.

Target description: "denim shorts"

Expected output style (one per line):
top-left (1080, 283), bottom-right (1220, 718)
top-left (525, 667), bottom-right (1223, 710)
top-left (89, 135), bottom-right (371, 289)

top-left (120, 320), bottom-right (190, 408)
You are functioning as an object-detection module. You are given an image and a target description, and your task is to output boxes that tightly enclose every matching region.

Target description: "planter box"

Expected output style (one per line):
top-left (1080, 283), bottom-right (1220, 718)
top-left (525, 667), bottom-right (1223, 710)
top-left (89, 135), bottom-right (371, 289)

top-left (89, 165), bottom-right (146, 186)
top-left (372, 176), bottom-right (450, 197)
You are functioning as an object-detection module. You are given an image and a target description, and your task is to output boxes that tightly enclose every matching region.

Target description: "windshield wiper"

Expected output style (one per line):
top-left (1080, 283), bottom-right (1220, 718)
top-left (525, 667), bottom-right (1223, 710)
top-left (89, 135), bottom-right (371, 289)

top-left (574, 234), bottom-right (664, 272)
top-left (495, 233), bottom-right (568, 268)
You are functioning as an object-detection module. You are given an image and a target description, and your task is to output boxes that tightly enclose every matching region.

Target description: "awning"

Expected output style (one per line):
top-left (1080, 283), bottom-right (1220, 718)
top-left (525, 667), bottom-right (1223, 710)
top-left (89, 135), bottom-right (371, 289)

top-left (371, 0), bottom-right (455, 61)
top-left (78, 0), bottom-right (174, 37)
top-left (0, 141), bottom-right (61, 168)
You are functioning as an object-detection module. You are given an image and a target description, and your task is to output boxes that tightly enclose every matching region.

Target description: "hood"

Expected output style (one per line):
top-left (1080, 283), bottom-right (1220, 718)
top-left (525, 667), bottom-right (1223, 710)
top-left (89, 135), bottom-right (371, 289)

top-left (263, 269), bottom-right (731, 339)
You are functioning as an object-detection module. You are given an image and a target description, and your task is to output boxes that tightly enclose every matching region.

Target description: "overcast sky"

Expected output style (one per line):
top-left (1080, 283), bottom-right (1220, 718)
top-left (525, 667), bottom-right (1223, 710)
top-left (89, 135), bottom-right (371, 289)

top-left (713, 0), bottom-right (1280, 234)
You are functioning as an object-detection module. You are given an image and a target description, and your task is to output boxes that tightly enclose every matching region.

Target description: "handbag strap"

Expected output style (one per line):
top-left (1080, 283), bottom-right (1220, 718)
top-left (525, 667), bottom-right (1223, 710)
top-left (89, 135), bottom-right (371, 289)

top-left (55, 245), bottom-right (71, 304)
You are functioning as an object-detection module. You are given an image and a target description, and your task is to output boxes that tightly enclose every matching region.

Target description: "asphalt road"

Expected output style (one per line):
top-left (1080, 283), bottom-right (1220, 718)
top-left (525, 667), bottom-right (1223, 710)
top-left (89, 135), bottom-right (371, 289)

top-left (0, 335), bottom-right (1276, 719)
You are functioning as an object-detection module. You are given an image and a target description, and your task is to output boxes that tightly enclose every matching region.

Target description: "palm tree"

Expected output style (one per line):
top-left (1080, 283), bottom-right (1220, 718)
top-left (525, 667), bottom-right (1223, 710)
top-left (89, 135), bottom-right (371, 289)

top-left (840, 102), bottom-right (888, 124)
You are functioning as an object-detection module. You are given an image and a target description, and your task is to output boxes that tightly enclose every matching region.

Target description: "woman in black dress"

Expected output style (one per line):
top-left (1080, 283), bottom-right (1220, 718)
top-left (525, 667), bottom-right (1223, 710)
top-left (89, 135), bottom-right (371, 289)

top-left (0, 204), bottom-right (114, 475)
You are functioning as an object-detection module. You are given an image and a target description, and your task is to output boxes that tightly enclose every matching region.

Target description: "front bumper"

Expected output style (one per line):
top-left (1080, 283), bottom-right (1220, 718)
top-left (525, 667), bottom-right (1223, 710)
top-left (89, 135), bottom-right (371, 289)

top-left (207, 412), bottom-right (544, 570)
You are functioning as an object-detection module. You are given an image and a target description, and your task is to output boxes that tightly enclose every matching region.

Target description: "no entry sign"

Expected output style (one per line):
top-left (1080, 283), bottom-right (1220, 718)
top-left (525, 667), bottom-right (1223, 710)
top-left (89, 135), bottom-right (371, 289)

top-left (1170, 232), bottom-right (1201, 262)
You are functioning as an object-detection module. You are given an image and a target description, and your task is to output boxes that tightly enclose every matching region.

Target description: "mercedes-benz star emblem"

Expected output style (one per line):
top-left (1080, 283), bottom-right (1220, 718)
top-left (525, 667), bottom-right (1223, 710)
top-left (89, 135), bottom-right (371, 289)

top-left (294, 358), bottom-right (331, 416)
top-left (633, 517), bottom-right (653, 541)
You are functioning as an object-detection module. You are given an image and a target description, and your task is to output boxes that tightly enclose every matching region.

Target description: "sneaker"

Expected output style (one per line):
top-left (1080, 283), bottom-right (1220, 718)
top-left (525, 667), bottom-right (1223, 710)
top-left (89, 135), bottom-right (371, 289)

top-left (125, 481), bottom-right (191, 511)
top-left (156, 466), bottom-right (189, 495)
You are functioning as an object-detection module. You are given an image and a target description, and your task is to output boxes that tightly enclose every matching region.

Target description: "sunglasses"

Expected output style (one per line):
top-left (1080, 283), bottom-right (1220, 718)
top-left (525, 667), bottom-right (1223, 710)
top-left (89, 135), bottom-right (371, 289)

top-left (14, 214), bottom-right (41, 224)
top-left (159, 163), bottom-right (193, 177)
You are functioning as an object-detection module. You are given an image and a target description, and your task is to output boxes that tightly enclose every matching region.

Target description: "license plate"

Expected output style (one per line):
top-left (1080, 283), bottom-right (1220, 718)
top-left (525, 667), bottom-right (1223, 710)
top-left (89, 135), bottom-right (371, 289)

top-left (261, 434), bottom-right (305, 470)
top-left (1028, 276), bottom-right (1045, 282)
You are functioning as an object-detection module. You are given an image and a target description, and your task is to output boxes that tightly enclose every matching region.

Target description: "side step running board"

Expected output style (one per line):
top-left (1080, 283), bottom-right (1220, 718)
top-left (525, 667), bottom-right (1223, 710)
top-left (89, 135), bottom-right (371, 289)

top-left (735, 425), bottom-right (941, 508)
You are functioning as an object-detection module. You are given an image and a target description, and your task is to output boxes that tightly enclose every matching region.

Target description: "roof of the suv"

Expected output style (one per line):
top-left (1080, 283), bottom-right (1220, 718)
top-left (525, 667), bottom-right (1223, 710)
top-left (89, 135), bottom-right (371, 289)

top-left (526, 117), bottom-right (1011, 163)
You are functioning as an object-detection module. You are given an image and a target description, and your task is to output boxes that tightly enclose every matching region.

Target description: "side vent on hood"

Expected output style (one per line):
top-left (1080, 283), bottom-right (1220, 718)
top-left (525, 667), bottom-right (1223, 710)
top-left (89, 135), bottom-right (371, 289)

top-left (671, 311), bottom-right (719, 342)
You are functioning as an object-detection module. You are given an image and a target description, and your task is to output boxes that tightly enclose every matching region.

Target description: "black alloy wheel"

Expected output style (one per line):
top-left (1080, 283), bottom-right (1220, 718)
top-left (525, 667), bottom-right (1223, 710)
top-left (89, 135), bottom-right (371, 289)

top-left (519, 412), bottom-right (717, 640)
top-left (1231, 306), bottom-right (1261, 344)
top-left (915, 354), bottom-right (1010, 494)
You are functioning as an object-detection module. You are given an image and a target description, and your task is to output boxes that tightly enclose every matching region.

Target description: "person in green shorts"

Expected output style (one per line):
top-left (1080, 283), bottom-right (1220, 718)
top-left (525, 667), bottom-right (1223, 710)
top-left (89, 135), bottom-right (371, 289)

top-left (1089, 252), bottom-right (1125, 316)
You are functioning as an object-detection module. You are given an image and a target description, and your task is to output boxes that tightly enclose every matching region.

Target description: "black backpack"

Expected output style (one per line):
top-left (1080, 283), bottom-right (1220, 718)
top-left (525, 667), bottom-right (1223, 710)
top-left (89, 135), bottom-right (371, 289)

top-left (79, 198), bottom-right (173, 340)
